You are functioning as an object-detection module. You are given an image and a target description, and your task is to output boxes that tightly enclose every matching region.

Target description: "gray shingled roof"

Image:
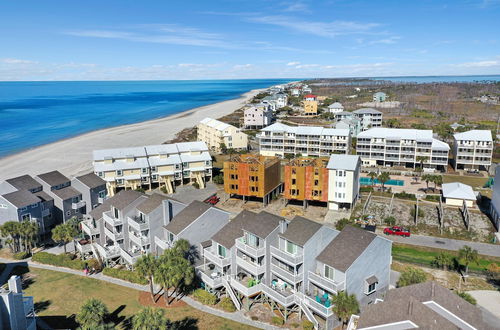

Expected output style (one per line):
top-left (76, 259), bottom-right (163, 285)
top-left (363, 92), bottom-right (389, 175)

top-left (316, 225), bottom-right (376, 272)
top-left (75, 173), bottom-right (106, 189)
top-left (136, 193), bottom-right (171, 214)
top-left (241, 211), bottom-right (282, 239)
top-left (280, 216), bottom-right (322, 247)
top-left (34, 191), bottom-right (53, 202)
top-left (108, 190), bottom-right (144, 210)
top-left (51, 186), bottom-right (81, 200)
top-left (164, 200), bottom-right (211, 235)
top-left (89, 198), bottom-right (112, 220)
top-left (37, 170), bottom-right (70, 187)
top-left (211, 210), bottom-right (254, 249)
top-left (2, 190), bottom-right (40, 208)
top-left (5, 175), bottom-right (42, 191)
top-left (357, 282), bottom-right (486, 329)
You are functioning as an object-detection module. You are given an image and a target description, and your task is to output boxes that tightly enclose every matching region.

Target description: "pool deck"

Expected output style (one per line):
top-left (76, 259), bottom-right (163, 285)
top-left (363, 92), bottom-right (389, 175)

top-left (362, 175), bottom-right (431, 195)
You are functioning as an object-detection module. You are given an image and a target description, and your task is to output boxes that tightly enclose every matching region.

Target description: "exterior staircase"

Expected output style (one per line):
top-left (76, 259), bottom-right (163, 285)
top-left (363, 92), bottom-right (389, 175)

top-left (222, 276), bottom-right (241, 310)
top-left (164, 178), bottom-right (174, 194)
top-left (296, 293), bottom-right (320, 329)
top-left (195, 172), bottom-right (205, 189)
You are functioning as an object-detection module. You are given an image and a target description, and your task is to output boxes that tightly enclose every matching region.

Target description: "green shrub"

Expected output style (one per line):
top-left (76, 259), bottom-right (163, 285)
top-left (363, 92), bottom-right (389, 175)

top-left (271, 316), bottom-right (284, 326)
top-left (218, 297), bottom-right (236, 312)
top-left (32, 252), bottom-right (85, 270)
top-left (192, 289), bottom-right (217, 305)
top-left (456, 291), bottom-right (477, 305)
top-left (335, 218), bottom-right (351, 231)
top-left (13, 251), bottom-right (30, 260)
top-left (394, 191), bottom-right (417, 200)
top-left (410, 207), bottom-right (425, 218)
top-left (302, 320), bottom-right (314, 330)
top-left (424, 195), bottom-right (441, 202)
top-left (397, 267), bottom-right (427, 287)
top-left (251, 316), bottom-right (259, 321)
top-left (102, 267), bottom-right (148, 285)
top-left (360, 186), bottom-right (374, 193)
top-left (212, 174), bottom-right (224, 185)
top-left (193, 182), bottom-right (200, 189)
top-left (384, 217), bottom-right (396, 226)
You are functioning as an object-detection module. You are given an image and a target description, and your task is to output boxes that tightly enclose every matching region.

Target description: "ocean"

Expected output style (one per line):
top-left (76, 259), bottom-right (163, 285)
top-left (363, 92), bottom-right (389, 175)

top-left (0, 79), bottom-right (291, 157)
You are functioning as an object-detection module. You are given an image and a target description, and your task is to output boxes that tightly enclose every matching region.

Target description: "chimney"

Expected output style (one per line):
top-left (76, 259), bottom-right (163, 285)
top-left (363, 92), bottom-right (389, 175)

top-left (431, 282), bottom-right (435, 297)
top-left (8, 275), bottom-right (22, 294)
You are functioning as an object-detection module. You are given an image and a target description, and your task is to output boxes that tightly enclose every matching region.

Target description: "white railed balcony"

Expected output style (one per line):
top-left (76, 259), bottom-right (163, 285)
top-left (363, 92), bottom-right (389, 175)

top-left (129, 231), bottom-right (149, 246)
top-left (103, 211), bottom-right (122, 226)
top-left (236, 256), bottom-right (266, 275)
top-left (303, 295), bottom-right (334, 318)
top-left (203, 248), bottom-right (231, 268)
top-left (104, 226), bottom-right (123, 241)
top-left (197, 268), bottom-right (224, 289)
top-left (128, 216), bottom-right (149, 231)
top-left (72, 200), bottom-right (86, 209)
top-left (81, 220), bottom-right (99, 236)
top-left (262, 283), bottom-right (298, 307)
top-left (154, 236), bottom-right (170, 250)
top-left (229, 276), bottom-right (263, 296)
top-left (475, 144), bottom-right (493, 149)
top-left (270, 263), bottom-right (303, 283)
top-left (75, 239), bottom-right (92, 254)
top-left (270, 246), bottom-right (303, 265)
top-left (308, 271), bottom-right (345, 292)
top-left (95, 243), bottom-right (121, 259)
top-left (120, 248), bottom-right (141, 265)
top-left (235, 239), bottom-right (266, 257)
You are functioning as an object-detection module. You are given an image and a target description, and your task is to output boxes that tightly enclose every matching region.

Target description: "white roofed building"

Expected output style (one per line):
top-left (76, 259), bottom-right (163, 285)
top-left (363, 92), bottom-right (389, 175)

top-left (353, 108), bottom-right (383, 131)
top-left (327, 102), bottom-right (344, 114)
top-left (452, 130), bottom-right (493, 171)
top-left (197, 117), bottom-right (248, 153)
top-left (356, 128), bottom-right (450, 171)
top-left (327, 154), bottom-right (361, 210)
top-left (258, 123), bottom-right (350, 157)
top-left (93, 141), bottom-right (212, 196)
top-left (442, 182), bottom-right (477, 207)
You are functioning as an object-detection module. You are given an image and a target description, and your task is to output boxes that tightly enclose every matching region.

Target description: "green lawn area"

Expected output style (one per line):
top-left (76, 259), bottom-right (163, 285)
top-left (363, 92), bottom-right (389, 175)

top-left (443, 175), bottom-right (489, 188)
top-left (392, 243), bottom-right (500, 273)
top-left (23, 268), bottom-right (255, 330)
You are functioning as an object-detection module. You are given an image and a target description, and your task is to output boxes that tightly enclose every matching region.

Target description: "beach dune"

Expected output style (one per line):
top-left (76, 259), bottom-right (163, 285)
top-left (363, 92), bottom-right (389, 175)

top-left (0, 89), bottom-right (263, 181)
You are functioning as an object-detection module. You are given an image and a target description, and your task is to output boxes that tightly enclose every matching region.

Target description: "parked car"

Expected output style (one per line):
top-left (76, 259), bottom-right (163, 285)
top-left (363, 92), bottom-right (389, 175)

top-left (383, 226), bottom-right (410, 237)
top-left (204, 194), bottom-right (220, 205)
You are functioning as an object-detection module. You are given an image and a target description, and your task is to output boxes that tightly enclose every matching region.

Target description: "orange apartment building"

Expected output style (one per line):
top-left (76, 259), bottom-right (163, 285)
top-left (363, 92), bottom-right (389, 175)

top-left (223, 154), bottom-right (282, 205)
top-left (284, 157), bottom-right (329, 207)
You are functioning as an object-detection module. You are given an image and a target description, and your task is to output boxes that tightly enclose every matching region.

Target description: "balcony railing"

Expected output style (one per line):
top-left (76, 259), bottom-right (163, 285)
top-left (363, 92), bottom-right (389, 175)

top-left (303, 295), bottom-right (334, 317)
top-left (95, 243), bottom-right (121, 259)
top-left (129, 231), bottom-right (149, 246)
top-left (104, 226), bottom-right (123, 241)
top-left (197, 267), bottom-right (224, 289)
top-left (229, 276), bottom-right (263, 296)
top-left (203, 248), bottom-right (231, 268)
top-left (120, 247), bottom-right (141, 264)
top-left (128, 215), bottom-right (149, 231)
top-left (308, 271), bottom-right (345, 293)
top-left (270, 263), bottom-right (303, 283)
top-left (270, 245), bottom-right (304, 265)
top-left (75, 239), bottom-right (92, 254)
top-left (236, 256), bottom-right (266, 275)
top-left (235, 238), bottom-right (266, 257)
top-left (72, 200), bottom-right (86, 209)
top-left (262, 283), bottom-right (298, 307)
top-left (81, 219), bottom-right (99, 236)
top-left (103, 211), bottom-right (122, 226)
top-left (154, 236), bottom-right (170, 250)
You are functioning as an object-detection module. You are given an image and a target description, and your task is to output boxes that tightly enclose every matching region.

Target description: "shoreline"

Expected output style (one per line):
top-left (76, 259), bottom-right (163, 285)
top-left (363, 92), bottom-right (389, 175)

top-left (0, 88), bottom-right (265, 181)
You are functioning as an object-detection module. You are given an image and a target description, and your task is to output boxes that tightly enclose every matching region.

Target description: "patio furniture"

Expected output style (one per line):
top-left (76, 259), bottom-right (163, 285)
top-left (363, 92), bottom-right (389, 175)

top-left (322, 293), bottom-right (329, 300)
top-left (210, 272), bottom-right (218, 278)
top-left (325, 300), bottom-right (331, 308)
top-left (316, 296), bottom-right (321, 303)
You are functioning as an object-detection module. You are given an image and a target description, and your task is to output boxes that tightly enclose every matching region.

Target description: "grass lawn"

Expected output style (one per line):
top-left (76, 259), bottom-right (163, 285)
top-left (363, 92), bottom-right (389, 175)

top-left (392, 243), bottom-right (500, 273)
top-left (442, 175), bottom-right (489, 188)
top-left (23, 268), bottom-right (255, 330)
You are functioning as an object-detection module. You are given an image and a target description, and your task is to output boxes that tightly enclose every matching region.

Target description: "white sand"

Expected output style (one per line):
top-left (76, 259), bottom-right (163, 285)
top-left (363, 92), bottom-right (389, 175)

top-left (0, 89), bottom-right (264, 181)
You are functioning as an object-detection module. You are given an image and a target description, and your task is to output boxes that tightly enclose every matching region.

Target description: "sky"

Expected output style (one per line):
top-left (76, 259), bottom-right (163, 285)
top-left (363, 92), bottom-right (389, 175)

top-left (1, 0), bottom-right (500, 80)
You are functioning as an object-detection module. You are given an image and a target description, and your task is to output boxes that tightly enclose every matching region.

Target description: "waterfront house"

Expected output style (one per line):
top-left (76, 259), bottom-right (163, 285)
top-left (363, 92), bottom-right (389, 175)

top-left (327, 154), bottom-right (361, 210)
top-left (352, 108), bottom-right (383, 131)
top-left (452, 130), bottom-right (493, 171)
top-left (197, 117), bottom-right (248, 153)
top-left (441, 182), bottom-right (476, 207)
top-left (243, 104), bottom-right (273, 129)
top-left (327, 102), bottom-right (344, 114)
top-left (72, 172), bottom-right (107, 211)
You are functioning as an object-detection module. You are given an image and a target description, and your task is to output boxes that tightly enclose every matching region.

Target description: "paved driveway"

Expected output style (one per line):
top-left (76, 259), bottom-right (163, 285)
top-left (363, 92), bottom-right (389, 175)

top-left (468, 290), bottom-right (500, 329)
top-left (380, 232), bottom-right (500, 257)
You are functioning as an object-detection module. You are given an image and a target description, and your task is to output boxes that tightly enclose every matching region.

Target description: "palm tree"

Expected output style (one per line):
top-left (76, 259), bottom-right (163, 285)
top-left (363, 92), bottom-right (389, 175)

top-left (19, 221), bottom-right (39, 254)
top-left (331, 291), bottom-right (360, 329)
top-left (76, 298), bottom-right (108, 330)
top-left (132, 307), bottom-right (168, 330)
top-left (416, 156), bottom-right (429, 170)
top-left (155, 251), bottom-right (177, 305)
top-left (377, 172), bottom-right (391, 192)
top-left (433, 175), bottom-right (443, 191)
top-left (458, 246), bottom-right (479, 277)
top-left (433, 252), bottom-right (453, 271)
top-left (52, 223), bottom-right (78, 254)
top-left (368, 172), bottom-right (378, 186)
top-left (0, 221), bottom-right (22, 252)
top-left (422, 174), bottom-right (431, 190)
top-left (155, 249), bottom-right (195, 304)
top-left (135, 254), bottom-right (158, 302)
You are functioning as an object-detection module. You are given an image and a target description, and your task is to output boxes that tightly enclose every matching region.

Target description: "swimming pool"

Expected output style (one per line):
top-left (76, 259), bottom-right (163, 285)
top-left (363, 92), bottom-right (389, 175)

top-left (360, 177), bottom-right (404, 186)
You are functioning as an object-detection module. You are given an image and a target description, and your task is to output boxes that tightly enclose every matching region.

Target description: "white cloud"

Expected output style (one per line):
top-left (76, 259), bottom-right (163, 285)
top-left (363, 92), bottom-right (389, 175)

top-left (1, 58), bottom-right (37, 64)
top-left (453, 60), bottom-right (500, 67)
top-left (282, 1), bottom-right (310, 13)
top-left (368, 36), bottom-right (401, 45)
top-left (287, 61), bottom-right (301, 66)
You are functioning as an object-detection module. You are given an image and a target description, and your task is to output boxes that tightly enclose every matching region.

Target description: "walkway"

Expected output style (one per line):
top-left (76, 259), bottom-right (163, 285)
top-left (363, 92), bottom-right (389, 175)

top-left (0, 258), bottom-right (278, 330)
top-left (381, 233), bottom-right (500, 257)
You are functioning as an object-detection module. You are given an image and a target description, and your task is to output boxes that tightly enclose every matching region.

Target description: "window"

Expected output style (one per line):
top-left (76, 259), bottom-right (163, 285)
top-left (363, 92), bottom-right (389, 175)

top-left (168, 232), bottom-right (174, 243)
top-left (117, 179), bottom-right (124, 185)
top-left (218, 244), bottom-right (227, 258)
top-left (286, 240), bottom-right (297, 254)
top-left (367, 282), bottom-right (376, 294)
top-left (182, 162), bottom-right (188, 168)
top-left (72, 197), bottom-right (79, 203)
top-left (245, 232), bottom-right (259, 248)
top-left (205, 160), bottom-right (211, 166)
top-left (21, 213), bottom-right (31, 221)
top-left (230, 174), bottom-right (238, 180)
top-left (314, 180), bottom-right (319, 186)
top-left (113, 207), bottom-right (119, 218)
top-left (116, 170), bottom-right (123, 176)
top-left (291, 178), bottom-right (296, 185)
top-left (66, 210), bottom-right (71, 216)
top-left (152, 174), bottom-right (158, 181)
top-left (98, 190), bottom-right (106, 198)
top-left (175, 164), bottom-right (181, 170)
top-left (97, 171), bottom-right (103, 177)
top-left (250, 186), bottom-right (258, 192)
top-left (151, 166), bottom-right (157, 173)
top-left (142, 168), bottom-right (148, 174)
top-left (30, 203), bottom-right (38, 208)
top-left (324, 265), bottom-right (334, 280)
top-left (230, 184), bottom-right (238, 190)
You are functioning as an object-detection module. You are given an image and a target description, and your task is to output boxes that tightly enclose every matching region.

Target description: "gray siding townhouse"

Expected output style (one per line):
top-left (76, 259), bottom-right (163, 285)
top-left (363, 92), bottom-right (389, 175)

top-left (72, 172), bottom-right (107, 211)
top-left (35, 170), bottom-right (86, 222)
top-left (352, 108), bottom-right (383, 131)
top-left (198, 212), bottom-right (392, 330)
top-left (348, 281), bottom-right (487, 330)
top-left (0, 175), bottom-right (55, 235)
top-left (0, 276), bottom-right (36, 330)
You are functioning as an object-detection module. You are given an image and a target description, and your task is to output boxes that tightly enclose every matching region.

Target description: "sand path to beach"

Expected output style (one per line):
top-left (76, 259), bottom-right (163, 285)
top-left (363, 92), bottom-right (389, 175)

top-left (0, 89), bottom-right (263, 181)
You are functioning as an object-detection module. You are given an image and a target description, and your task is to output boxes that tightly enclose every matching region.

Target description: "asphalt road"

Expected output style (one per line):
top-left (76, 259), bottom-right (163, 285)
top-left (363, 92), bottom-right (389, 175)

top-left (381, 232), bottom-right (500, 257)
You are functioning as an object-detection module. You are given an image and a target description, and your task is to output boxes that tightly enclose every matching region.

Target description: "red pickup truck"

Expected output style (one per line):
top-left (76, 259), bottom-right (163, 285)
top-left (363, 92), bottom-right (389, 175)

top-left (383, 226), bottom-right (411, 237)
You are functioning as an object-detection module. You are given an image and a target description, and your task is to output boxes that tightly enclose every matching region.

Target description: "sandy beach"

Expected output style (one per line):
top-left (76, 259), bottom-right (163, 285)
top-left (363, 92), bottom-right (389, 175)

top-left (0, 88), bottom-right (264, 182)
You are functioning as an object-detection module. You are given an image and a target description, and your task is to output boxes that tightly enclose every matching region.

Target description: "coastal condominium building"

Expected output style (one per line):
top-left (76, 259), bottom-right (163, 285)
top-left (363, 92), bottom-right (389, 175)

top-left (352, 108), bottom-right (383, 131)
top-left (197, 117), bottom-right (248, 153)
top-left (35, 171), bottom-right (86, 222)
top-left (258, 123), bottom-right (350, 158)
top-left (262, 92), bottom-right (288, 110)
top-left (303, 100), bottom-right (318, 116)
top-left (198, 211), bottom-right (392, 330)
top-left (335, 118), bottom-right (362, 137)
top-left (243, 104), bottom-right (273, 129)
top-left (93, 141), bottom-right (212, 196)
top-left (452, 130), bottom-right (493, 171)
top-left (72, 173), bottom-right (107, 210)
top-left (327, 102), bottom-right (344, 113)
top-left (327, 155), bottom-right (361, 210)
top-left (223, 154), bottom-right (282, 205)
top-left (356, 128), bottom-right (450, 171)
top-left (0, 175), bottom-right (55, 235)
top-left (283, 157), bottom-right (329, 206)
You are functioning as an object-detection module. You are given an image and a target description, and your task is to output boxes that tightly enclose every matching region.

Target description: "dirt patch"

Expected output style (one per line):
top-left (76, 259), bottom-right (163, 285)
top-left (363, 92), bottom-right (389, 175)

top-left (244, 303), bottom-right (302, 328)
top-left (138, 291), bottom-right (187, 308)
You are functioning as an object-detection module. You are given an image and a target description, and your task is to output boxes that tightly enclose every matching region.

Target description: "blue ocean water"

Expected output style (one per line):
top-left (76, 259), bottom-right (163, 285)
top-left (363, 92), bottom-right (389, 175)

top-left (0, 79), bottom-right (292, 157)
